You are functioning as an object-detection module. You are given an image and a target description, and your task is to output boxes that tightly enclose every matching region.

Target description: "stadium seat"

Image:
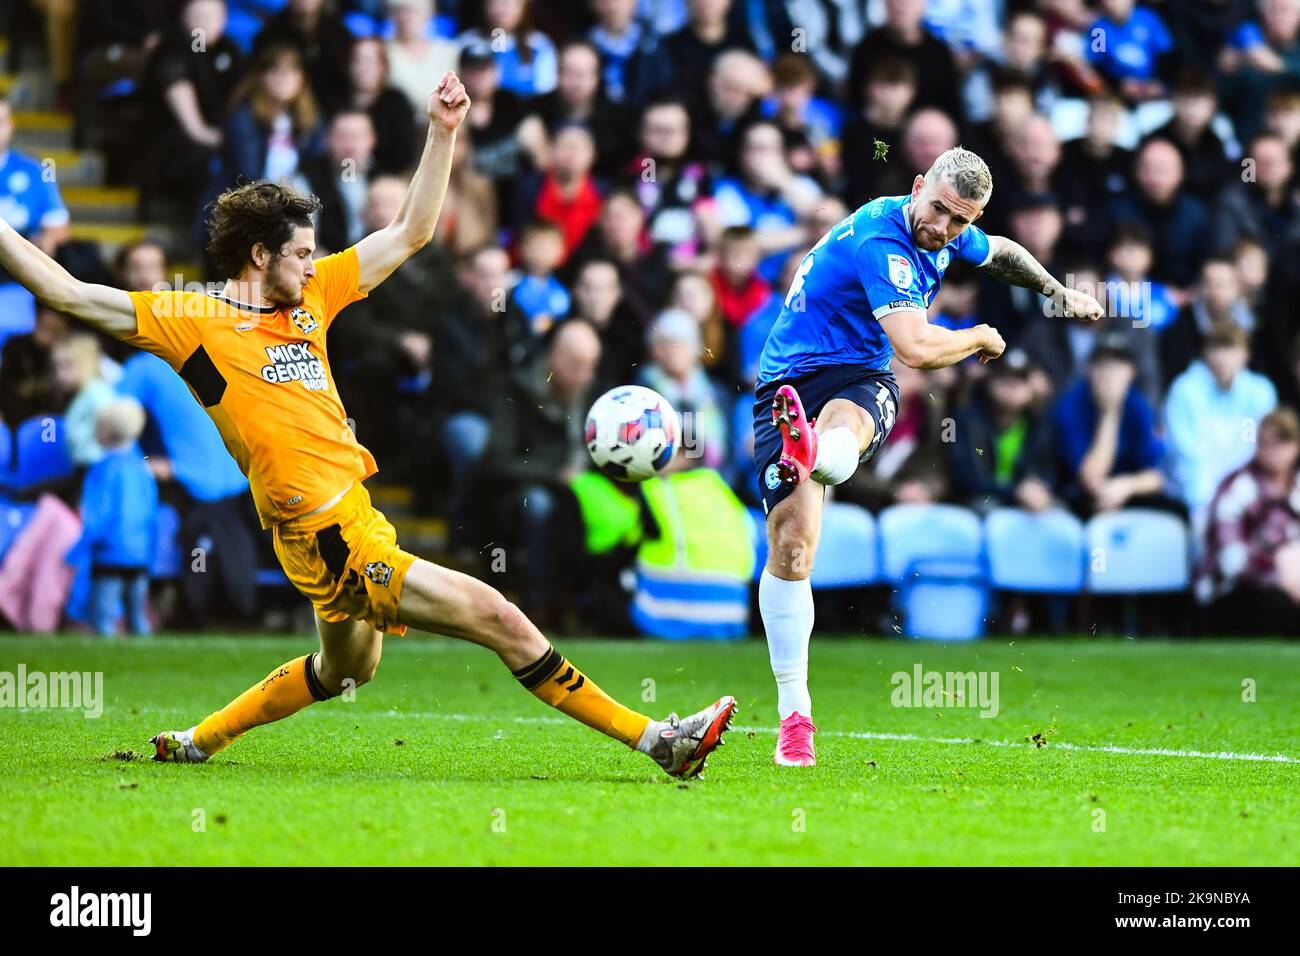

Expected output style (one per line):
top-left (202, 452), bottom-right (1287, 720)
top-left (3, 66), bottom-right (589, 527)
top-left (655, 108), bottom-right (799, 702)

top-left (1086, 509), bottom-right (1191, 593)
top-left (0, 283), bottom-right (36, 353)
top-left (0, 500), bottom-right (37, 564)
top-left (897, 560), bottom-right (988, 640)
top-left (878, 503), bottom-right (984, 582)
top-left (750, 507), bottom-right (767, 582)
top-left (810, 501), bottom-right (878, 589)
top-left (256, 567), bottom-right (292, 588)
top-left (985, 508), bottom-right (1086, 593)
top-left (631, 573), bottom-right (749, 640)
top-left (12, 416), bottom-right (74, 490)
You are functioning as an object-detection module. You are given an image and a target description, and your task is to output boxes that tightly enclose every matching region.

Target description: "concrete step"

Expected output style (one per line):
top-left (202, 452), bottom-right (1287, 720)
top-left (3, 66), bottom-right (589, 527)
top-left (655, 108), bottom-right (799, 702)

top-left (370, 484), bottom-right (414, 511)
top-left (40, 148), bottom-right (105, 187)
top-left (11, 109), bottom-right (74, 153)
top-left (61, 185), bottom-right (139, 224)
top-left (69, 221), bottom-right (177, 260)
top-left (390, 514), bottom-right (447, 557)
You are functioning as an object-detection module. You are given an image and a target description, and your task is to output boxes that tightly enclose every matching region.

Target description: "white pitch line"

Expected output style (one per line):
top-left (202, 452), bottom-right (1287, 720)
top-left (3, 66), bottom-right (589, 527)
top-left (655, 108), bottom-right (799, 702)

top-left (269, 709), bottom-right (1300, 765)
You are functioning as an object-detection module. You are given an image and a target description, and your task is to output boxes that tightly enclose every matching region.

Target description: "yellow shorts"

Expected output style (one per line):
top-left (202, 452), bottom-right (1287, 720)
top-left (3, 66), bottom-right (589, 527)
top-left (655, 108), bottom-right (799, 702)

top-left (272, 483), bottom-right (417, 635)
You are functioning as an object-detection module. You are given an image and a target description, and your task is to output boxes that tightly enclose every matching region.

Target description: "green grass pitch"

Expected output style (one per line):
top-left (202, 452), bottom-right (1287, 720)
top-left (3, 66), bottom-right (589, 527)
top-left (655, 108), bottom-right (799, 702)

top-left (1, 635), bottom-right (1297, 866)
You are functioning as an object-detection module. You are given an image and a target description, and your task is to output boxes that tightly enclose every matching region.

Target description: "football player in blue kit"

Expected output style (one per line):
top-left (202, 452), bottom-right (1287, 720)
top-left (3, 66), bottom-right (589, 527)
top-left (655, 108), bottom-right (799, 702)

top-left (754, 147), bottom-right (1105, 766)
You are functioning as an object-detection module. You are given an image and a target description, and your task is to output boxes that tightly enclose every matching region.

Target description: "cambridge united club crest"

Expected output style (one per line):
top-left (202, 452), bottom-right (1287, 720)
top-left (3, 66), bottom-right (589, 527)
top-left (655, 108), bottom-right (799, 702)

top-left (289, 307), bottom-right (319, 335)
top-left (365, 561), bottom-right (394, 587)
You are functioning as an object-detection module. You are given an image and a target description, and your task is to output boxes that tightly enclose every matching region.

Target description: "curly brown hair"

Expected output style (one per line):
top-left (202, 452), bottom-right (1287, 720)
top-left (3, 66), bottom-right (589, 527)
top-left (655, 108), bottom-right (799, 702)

top-left (205, 181), bottom-right (322, 280)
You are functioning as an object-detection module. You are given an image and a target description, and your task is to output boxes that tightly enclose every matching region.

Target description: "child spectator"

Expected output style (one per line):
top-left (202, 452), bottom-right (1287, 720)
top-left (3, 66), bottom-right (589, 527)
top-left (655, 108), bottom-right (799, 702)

top-left (53, 334), bottom-right (116, 468)
top-left (1196, 407), bottom-right (1300, 635)
top-left (1159, 257), bottom-right (1256, 387)
top-left (710, 226), bottom-right (769, 329)
top-left (512, 219), bottom-right (571, 338)
top-left (70, 398), bottom-right (159, 637)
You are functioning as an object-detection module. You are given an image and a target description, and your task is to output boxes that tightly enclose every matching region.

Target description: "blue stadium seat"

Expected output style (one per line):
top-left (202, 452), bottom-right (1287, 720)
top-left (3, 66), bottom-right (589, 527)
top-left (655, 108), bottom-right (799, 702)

top-left (810, 501), bottom-right (878, 589)
top-left (878, 503), bottom-right (984, 582)
top-left (0, 500), bottom-right (37, 563)
top-left (256, 567), bottom-right (292, 588)
top-left (13, 416), bottom-right (74, 490)
top-left (897, 560), bottom-right (988, 640)
top-left (985, 507), bottom-right (1086, 593)
top-left (1086, 509), bottom-right (1191, 593)
top-left (750, 507), bottom-right (767, 582)
top-left (0, 283), bottom-right (36, 353)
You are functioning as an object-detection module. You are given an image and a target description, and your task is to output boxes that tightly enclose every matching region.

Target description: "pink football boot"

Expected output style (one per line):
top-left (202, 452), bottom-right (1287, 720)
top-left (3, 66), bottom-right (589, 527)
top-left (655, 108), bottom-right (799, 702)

top-left (774, 712), bottom-right (817, 767)
top-left (771, 384), bottom-right (818, 485)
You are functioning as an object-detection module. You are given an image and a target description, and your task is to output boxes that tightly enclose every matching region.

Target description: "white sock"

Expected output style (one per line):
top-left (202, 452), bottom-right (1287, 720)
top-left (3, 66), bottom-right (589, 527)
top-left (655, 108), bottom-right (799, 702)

top-left (758, 570), bottom-right (814, 720)
top-left (811, 427), bottom-right (860, 485)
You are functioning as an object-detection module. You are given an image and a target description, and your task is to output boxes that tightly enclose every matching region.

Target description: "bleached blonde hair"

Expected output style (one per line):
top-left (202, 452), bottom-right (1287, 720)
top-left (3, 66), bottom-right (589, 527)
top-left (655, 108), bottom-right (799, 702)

top-left (925, 147), bottom-right (993, 206)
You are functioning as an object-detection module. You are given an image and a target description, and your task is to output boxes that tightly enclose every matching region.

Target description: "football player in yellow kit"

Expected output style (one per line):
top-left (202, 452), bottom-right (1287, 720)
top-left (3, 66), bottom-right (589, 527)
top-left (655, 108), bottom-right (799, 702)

top-left (0, 73), bottom-right (734, 778)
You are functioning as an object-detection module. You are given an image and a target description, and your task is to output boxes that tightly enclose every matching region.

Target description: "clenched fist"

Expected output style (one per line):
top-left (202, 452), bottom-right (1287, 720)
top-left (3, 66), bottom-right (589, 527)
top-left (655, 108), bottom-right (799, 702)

top-left (428, 71), bottom-right (471, 133)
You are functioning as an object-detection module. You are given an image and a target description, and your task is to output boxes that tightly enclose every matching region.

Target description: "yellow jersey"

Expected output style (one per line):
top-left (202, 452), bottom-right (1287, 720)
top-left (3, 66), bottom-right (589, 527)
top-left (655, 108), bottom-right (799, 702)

top-left (126, 247), bottom-right (376, 528)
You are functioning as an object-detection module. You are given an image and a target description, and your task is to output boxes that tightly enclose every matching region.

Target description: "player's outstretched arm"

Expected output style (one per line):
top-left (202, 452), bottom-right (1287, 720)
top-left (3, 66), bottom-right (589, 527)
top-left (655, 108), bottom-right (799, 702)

top-left (980, 234), bottom-right (1104, 321)
top-left (354, 72), bottom-right (470, 294)
top-left (0, 216), bottom-right (136, 337)
top-left (880, 308), bottom-right (1005, 369)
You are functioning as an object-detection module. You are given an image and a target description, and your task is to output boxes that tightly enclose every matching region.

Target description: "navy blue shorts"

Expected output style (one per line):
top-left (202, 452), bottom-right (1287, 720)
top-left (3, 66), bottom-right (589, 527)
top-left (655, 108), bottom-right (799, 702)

top-left (752, 365), bottom-right (900, 515)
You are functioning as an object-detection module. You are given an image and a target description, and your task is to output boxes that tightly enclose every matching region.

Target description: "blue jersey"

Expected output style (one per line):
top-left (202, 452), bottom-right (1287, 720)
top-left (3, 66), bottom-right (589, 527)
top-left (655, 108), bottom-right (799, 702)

top-left (0, 148), bottom-right (69, 286)
top-left (757, 195), bottom-right (991, 384)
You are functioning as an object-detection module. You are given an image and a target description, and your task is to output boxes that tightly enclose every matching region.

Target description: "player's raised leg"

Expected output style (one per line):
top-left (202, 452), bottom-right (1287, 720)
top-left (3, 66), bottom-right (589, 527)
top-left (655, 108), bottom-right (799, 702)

top-left (152, 615), bottom-right (382, 763)
top-left (396, 559), bottom-right (735, 778)
top-left (760, 390), bottom-right (878, 766)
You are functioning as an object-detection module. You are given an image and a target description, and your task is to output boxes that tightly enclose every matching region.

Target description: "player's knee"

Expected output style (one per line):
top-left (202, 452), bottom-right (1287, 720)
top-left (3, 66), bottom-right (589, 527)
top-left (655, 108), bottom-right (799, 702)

top-left (353, 651), bottom-right (380, 687)
top-left (317, 643), bottom-right (381, 693)
top-left (484, 592), bottom-right (532, 651)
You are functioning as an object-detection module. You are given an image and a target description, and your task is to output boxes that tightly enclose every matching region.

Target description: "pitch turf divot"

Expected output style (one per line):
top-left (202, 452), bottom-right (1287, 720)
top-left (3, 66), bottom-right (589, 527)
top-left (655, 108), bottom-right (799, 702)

top-left (289, 710), bottom-right (1300, 765)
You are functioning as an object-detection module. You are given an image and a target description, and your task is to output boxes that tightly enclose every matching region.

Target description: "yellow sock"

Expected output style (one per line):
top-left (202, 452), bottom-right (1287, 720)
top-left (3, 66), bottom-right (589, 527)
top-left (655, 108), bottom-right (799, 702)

top-left (513, 646), bottom-right (651, 748)
top-left (193, 654), bottom-right (332, 756)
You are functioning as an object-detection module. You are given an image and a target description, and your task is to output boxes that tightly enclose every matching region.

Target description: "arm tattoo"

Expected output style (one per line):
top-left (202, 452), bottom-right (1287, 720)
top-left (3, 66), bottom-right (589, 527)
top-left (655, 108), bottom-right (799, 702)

top-left (981, 237), bottom-right (1061, 296)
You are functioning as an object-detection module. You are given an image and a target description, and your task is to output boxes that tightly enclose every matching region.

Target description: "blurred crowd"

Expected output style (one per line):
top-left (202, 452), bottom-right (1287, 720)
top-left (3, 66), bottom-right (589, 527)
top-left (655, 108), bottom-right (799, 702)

top-left (4, 0), bottom-right (1300, 636)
